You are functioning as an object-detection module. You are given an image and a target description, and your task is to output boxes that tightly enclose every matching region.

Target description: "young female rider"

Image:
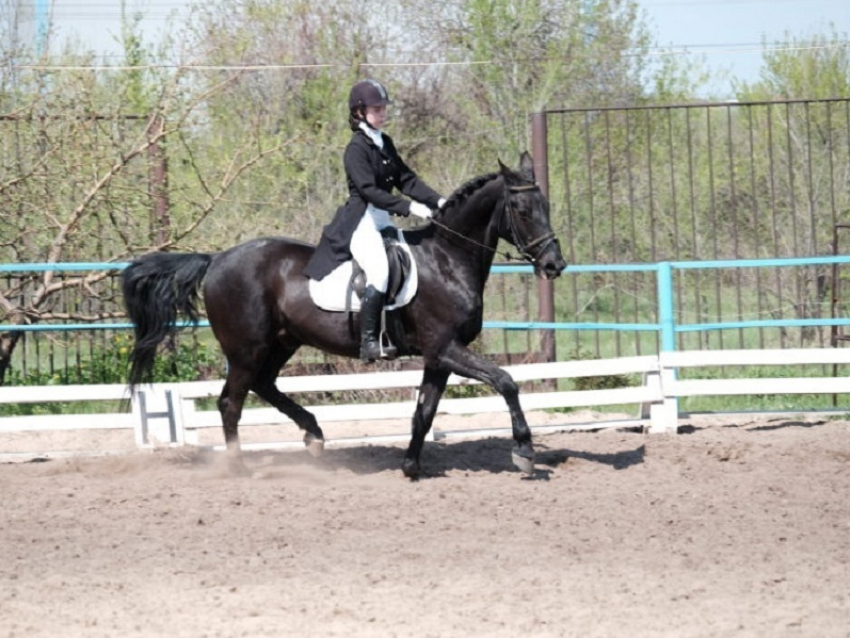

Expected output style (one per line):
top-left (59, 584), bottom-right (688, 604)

top-left (303, 79), bottom-right (445, 363)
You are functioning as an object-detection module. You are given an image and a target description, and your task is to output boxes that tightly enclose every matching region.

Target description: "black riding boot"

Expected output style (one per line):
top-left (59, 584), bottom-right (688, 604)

top-left (359, 285), bottom-right (396, 363)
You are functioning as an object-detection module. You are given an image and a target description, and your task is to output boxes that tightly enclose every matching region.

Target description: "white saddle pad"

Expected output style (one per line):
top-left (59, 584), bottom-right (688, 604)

top-left (308, 232), bottom-right (418, 312)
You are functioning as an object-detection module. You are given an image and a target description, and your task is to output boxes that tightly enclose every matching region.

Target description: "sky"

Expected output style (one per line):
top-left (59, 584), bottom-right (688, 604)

top-left (28, 0), bottom-right (850, 98)
top-left (637, 0), bottom-right (849, 95)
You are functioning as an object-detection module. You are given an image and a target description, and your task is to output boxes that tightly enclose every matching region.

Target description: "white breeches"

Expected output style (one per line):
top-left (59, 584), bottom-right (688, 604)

top-left (350, 204), bottom-right (392, 293)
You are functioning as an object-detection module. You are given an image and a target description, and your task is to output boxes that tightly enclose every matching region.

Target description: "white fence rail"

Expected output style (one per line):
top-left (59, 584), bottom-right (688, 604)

top-left (2, 348), bottom-right (849, 459)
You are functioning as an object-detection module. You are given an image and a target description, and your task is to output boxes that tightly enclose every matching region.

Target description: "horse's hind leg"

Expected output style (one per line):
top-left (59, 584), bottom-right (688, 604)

top-left (403, 366), bottom-right (450, 480)
top-left (252, 382), bottom-right (325, 457)
top-left (251, 347), bottom-right (325, 457)
top-left (217, 365), bottom-right (254, 474)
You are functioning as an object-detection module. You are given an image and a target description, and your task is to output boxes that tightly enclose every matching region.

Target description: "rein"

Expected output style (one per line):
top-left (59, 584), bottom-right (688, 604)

top-left (429, 218), bottom-right (514, 260)
top-left (430, 183), bottom-right (554, 264)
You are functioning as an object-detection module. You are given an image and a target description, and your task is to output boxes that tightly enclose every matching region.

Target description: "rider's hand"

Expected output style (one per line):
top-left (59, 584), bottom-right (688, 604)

top-left (437, 197), bottom-right (446, 209)
top-left (408, 201), bottom-right (433, 219)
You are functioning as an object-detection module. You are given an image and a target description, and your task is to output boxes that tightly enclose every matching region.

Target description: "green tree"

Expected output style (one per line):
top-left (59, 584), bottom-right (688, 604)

top-left (735, 26), bottom-right (850, 100)
top-left (0, 10), bottom-right (295, 384)
top-left (398, 0), bottom-right (667, 159)
top-left (180, 0), bottom-right (376, 241)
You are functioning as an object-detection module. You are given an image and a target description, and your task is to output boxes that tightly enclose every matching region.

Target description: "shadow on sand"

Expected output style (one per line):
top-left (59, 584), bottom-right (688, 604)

top-left (678, 417), bottom-right (830, 434)
top-left (236, 434), bottom-right (647, 481)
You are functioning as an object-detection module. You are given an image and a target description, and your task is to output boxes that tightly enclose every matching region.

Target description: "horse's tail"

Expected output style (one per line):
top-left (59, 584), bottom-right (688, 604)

top-left (122, 251), bottom-right (213, 393)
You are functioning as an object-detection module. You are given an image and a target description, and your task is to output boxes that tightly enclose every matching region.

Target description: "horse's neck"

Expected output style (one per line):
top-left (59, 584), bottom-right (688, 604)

top-left (442, 180), bottom-right (502, 251)
top-left (431, 180), bottom-right (502, 283)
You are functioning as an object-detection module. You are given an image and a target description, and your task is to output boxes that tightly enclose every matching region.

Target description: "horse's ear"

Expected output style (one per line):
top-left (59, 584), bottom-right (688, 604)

top-left (498, 157), bottom-right (522, 186)
top-left (499, 154), bottom-right (535, 185)
top-left (519, 151), bottom-right (535, 182)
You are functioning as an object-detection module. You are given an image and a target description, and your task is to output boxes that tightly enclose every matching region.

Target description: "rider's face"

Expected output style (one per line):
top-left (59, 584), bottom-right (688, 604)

top-left (365, 105), bottom-right (387, 129)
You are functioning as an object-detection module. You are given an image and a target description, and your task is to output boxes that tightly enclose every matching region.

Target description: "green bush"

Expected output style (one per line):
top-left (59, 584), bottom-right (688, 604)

top-left (444, 382), bottom-right (493, 399)
top-left (7, 333), bottom-right (223, 386)
top-left (569, 348), bottom-right (632, 392)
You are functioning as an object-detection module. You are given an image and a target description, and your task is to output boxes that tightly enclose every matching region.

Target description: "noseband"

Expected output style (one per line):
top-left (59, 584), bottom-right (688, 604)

top-left (503, 184), bottom-right (557, 265)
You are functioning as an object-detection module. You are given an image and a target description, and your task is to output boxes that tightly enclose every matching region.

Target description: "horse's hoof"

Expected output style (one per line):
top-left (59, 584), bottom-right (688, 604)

top-left (227, 458), bottom-right (251, 477)
top-left (304, 434), bottom-right (325, 458)
top-left (401, 458), bottom-right (420, 480)
top-left (512, 450), bottom-right (535, 475)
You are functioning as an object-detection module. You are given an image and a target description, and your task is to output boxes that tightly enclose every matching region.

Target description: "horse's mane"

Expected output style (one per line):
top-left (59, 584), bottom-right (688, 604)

top-left (439, 172), bottom-right (499, 216)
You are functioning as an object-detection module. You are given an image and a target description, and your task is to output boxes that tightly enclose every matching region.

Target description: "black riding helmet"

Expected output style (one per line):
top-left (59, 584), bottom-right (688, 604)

top-left (348, 79), bottom-right (392, 130)
top-left (349, 79), bottom-right (392, 110)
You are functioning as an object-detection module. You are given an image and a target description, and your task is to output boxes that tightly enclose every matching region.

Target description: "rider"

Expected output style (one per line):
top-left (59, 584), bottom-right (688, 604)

top-left (304, 78), bottom-right (445, 363)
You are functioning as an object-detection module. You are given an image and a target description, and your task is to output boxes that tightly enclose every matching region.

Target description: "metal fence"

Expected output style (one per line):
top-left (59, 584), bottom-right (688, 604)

top-left (6, 256), bottom-right (850, 385)
top-left (1, 263), bottom-right (542, 383)
top-left (536, 97), bottom-right (850, 359)
top-left (5, 98), bottom-right (850, 380)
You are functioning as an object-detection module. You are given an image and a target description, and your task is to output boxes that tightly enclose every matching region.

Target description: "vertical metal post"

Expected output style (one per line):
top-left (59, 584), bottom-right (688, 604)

top-left (657, 262), bottom-right (676, 353)
top-left (831, 223), bottom-right (850, 406)
top-left (147, 114), bottom-right (170, 245)
top-left (650, 261), bottom-right (679, 433)
top-left (531, 111), bottom-right (556, 363)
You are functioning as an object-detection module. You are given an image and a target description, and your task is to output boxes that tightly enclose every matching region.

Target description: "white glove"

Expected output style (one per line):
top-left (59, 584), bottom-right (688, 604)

top-left (437, 197), bottom-right (446, 209)
top-left (408, 201), bottom-right (433, 219)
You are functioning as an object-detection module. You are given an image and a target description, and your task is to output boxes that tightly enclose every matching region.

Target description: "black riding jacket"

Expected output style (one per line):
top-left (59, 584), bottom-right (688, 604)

top-left (303, 129), bottom-right (442, 281)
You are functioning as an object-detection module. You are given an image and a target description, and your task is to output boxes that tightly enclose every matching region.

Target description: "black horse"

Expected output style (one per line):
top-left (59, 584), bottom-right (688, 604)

top-left (122, 152), bottom-right (565, 479)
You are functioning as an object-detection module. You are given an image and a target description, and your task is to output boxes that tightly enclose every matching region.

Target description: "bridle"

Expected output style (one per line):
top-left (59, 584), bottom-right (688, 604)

top-left (501, 183), bottom-right (557, 265)
top-left (429, 179), bottom-right (557, 265)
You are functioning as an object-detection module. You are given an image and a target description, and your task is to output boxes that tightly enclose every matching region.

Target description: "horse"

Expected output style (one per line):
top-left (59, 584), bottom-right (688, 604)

top-left (122, 152), bottom-right (566, 479)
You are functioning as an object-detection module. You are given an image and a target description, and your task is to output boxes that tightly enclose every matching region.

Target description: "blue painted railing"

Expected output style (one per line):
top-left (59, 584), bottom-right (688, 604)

top-left (4, 256), bottom-right (850, 352)
top-left (494, 257), bottom-right (850, 351)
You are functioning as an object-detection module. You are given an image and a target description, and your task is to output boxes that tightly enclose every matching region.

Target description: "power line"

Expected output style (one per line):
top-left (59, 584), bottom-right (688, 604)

top-left (642, 0), bottom-right (844, 6)
top-left (649, 42), bottom-right (850, 58)
top-left (13, 40), bottom-right (850, 72)
top-left (661, 40), bottom-right (850, 49)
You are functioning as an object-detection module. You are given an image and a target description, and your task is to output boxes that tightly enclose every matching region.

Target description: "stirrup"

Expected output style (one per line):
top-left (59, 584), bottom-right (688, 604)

top-left (379, 308), bottom-right (397, 359)
top-left (379, 334), bottom-right (397, 360)
top-left (360, 339), bottom-right (396, 362)
top-left (360, 329), bottom-right (397, 363)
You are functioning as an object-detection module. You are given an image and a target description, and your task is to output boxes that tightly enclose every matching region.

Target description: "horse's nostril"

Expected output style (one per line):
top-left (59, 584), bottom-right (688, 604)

top-left (538, 262), bottom-right (561, 280)
top-left (548, 262), bottom-right (565, 278)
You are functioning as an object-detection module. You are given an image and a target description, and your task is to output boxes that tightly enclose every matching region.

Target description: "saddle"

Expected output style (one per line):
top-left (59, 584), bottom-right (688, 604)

top-left (307, 229), bottom-right (418, 313)
top-left (349, 227), bottom-right (412, 307)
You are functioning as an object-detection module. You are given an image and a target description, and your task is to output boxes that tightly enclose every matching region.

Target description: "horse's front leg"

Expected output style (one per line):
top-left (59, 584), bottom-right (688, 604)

top-left (440, 341), bottom-right (535, 474)
top-left (403, 366), bottom-right (450, 480)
